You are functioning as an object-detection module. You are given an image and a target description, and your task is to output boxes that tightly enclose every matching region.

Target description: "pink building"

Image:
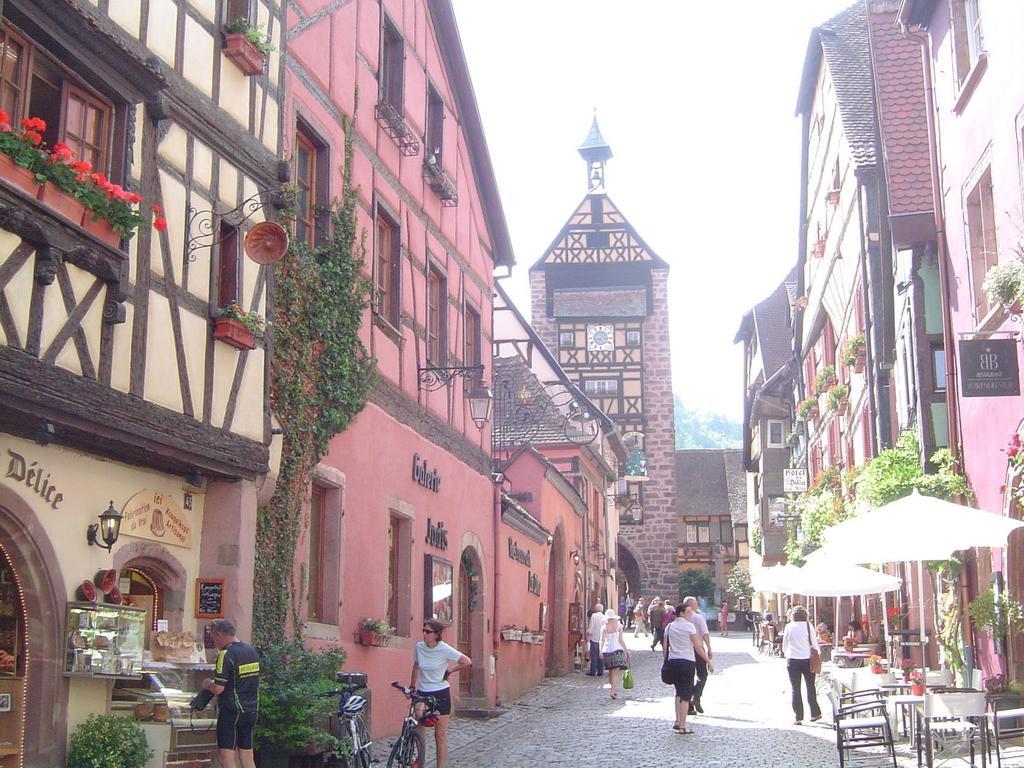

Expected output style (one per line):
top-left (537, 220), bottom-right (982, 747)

top-left (283, 0), bottom-right (513, 732)
top-left (898, 0), bottom-right (1024, 680)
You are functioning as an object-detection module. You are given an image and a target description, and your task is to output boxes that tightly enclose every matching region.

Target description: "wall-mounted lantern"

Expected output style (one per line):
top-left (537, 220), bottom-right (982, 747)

top-left (86, 501), bottom-right (123, 553)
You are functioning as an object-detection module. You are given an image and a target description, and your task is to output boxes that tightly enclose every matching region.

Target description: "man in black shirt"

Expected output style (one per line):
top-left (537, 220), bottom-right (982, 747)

top-left (202, 618), bottom-right (260, 768)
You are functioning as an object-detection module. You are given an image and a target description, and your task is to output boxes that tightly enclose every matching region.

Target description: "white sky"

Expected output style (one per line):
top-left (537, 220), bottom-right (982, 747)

top-left (451, 0), bottom-right (856, 420)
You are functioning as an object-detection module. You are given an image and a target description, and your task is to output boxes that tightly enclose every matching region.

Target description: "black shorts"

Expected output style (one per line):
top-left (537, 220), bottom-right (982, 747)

top-left (666, 658), bottom-right (696, 701)
top-left (217, 710), bottom-right (257, 750)
top-left (418, 686), bottom-right (452, 715)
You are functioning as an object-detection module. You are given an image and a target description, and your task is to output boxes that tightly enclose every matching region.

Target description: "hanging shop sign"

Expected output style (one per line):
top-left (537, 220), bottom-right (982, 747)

top-left (508, 537), bottom-right (531, 567)
top-left (121, 490), bottom-right (193, 548)
top-left (3, 447), bottom-right (64, 508)
top-left (959, 339), bottom-right (1020, 397)
top-left (412, 453), bottom-right (441, 492)
top-left (783, 469), bottom-right (808, 494)
top-left (426, 518), bottom-right (449, 550)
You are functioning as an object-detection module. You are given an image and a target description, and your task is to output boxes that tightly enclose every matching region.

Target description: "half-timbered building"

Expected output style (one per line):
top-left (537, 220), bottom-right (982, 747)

top-left (283, 0), bottom-right (514, 731)
top-left (0, 0), bottom-right (284, 764)
top-left (529, 118), bottom-right (679, 600)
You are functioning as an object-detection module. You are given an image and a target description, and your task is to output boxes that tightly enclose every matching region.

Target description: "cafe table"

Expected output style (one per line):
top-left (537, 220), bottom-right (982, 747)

top-left (913, 691), bottom-right (988, 768)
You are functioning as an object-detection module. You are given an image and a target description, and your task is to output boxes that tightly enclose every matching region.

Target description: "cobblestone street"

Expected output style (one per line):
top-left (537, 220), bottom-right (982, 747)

top-left (380, 631), bottom-right (921, 768)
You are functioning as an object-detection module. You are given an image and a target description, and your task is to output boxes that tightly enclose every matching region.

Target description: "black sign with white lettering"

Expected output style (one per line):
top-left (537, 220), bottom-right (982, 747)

top-left (959, 339), bottom-right (1020, 397)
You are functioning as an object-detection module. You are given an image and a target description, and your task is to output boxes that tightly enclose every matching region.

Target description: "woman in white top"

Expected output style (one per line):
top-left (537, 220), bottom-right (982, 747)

top-left (600, 609), bottom-right (630, 700)
top-left (409, 619), bottom-right (472, 768)
top-left (663, 603), bottom-right (713, 734)
top-left (781, 605), bottom-right (821, 724)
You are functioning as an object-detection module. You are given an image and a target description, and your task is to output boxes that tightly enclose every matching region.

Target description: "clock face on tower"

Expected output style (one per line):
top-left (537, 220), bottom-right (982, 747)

top-left (586, 324), bottom-right (615, 352)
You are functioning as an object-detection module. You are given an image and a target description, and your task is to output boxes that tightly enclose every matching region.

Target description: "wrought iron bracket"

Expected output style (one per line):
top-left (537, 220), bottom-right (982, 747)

top-left (417, 364), bottom-right (483, 392)
top-left (185, 188), bottom-right (282, 263)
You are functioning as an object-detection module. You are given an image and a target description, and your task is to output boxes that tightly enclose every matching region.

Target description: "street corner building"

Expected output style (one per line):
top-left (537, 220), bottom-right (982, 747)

top-left (0, 0), bottom-right (285, 764)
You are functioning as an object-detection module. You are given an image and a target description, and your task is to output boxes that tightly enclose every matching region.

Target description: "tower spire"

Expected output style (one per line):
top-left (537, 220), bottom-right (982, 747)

top-left (577, 111), bottom-right (613, 194)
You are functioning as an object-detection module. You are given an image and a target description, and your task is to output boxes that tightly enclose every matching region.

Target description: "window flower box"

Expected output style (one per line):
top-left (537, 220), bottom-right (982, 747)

top-left (81, 211), bottom-right (121, 247)
top-left (213, 317), bottom-right (256, 350)
top-left (0, 152), bottom-right (40, 197)
top-left (356, 630), bottom-right (391, 647)
top-left (223, 32), bottom-right (266, 76)
top-left (38, 182), bottom-right (85, 225)
top-left (500, 628), bottom-right (522, 642)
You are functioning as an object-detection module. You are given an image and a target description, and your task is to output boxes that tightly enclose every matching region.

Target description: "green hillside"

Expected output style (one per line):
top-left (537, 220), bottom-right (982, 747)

top-left (674, 396), bottom-right (741, 449)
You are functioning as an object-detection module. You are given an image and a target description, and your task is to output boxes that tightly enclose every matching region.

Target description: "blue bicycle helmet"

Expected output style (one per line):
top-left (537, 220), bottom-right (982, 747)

top-left (341, 695), bottom-right (368, 715)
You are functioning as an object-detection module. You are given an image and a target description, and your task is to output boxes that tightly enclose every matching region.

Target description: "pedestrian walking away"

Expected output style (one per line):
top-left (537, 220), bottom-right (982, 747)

top-left (782, 605), bottom-right (821, 724)
top-left (681, 596), bottom-right (712, 715)
top-left (199, 618), bottom-right (260, 768)
top-left (586, 602), bottom-right (607, 676)
top-left (648, 597), bottom-right (666, 651)
top-left (600, 609), bottom-right (630, 700)
top-left (719, 601), bottom-right (730, 636)
top-left (663, 602), bottom-right (713, 735)
top-left (409, 619), bottom-right (472, 768)
top-left (633, 597), bottom-right (649, 637)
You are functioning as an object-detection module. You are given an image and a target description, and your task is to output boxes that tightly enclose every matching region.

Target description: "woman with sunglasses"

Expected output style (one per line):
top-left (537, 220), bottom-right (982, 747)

top-left (408, 619), bottom-right (472, 768)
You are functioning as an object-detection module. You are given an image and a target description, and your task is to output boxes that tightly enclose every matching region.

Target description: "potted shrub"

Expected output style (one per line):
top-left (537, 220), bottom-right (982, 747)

top-left (213, 303), bottom-right (265, 350)
top-left (982, 259), bottom-right (1024, 314)
top-left (795, 397), bottom-right (819, 422)
top-left (67, 714), bottom-right (152, 768)
top-left (900, 658), bottom-right (914, 683)
top-left (813, 364), bottom-right (836, 394)
top-left (357, 616), bottom-right (394, 647)
top-left (256, 639), bottom-right (345, 768)
top-left (842, 333), bottom-right (866, 372)
top-left (223, 18), bottom-right (274, 76)
top-left (826, 384), bottom-right (850, 414)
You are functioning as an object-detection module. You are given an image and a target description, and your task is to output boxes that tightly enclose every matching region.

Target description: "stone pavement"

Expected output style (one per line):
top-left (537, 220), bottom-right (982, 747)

top-left (373, 629), bottom-right (926, 767)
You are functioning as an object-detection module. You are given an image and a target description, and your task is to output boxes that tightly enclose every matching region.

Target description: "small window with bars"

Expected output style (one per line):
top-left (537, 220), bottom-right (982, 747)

top-left (559, 331), bottom-right (575, 348)
top-left (625, 330), bottom-right (640, 347)
top-left (583, 379), bottom-right (618, 396)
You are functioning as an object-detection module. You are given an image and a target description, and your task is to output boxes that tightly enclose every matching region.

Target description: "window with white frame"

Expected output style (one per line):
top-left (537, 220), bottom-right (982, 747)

top-left (583, 379), bottom-right (618, 396)
top-left (766, 419), bottom-right (786, 448)
top-left (951, 0), bottom-right (983, 85)
top-left (965, 166), bottom-right (997, 321)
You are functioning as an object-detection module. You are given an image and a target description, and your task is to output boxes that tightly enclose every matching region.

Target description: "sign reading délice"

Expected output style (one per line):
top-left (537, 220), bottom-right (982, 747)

top-left (783, 469), bottom-right (808, 494)
top-left (121, 490), bottom-right (193, 548)
top-left (959, 339), bottom-right (1021, 397)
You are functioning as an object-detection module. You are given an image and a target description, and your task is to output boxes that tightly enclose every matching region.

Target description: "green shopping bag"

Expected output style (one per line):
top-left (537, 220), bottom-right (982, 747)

top-left (622, 667), bottom-right (634, 690)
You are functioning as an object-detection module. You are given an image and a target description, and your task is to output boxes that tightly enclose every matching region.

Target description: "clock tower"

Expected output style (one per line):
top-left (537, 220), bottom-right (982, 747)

top-left (529, 117), bottom-right (679, 598)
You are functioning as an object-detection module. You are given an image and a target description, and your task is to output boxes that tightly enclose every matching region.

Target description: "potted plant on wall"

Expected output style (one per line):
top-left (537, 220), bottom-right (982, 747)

top-left (982, 258), bottom-right (1024, 315)
top-left (842, 333), bottom-right (866, 373)
top-left (357, 617), bottom-right (394, 647)
top-left (813, 365), bottom-right (836, 395)
top-left (213, 303), bottom-right (265, 350)
top-left (795, 397), bottom-right (819, 422)
top-left (223, 18), bottom-right (274, 76)
top-left (826, 384), bottom-right (850, 415)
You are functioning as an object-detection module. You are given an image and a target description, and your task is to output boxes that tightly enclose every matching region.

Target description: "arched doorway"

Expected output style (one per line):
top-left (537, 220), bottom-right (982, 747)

top-left (545, 525), bottom-right (568, 676)
top-left (114, 542), bottom-right (188, 646)
top-left (0, 540), bottom-right (25, 765)
top-left (457, 547), bottom-right (485, 700)
top-left (616, 541), bottom-right (644, 601)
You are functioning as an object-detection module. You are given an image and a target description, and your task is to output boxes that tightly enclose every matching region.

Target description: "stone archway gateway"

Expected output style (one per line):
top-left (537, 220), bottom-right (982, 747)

top-left (616, 540), bottom-right (645, 603)
top-left (457, 546), bottom-right (486, 701)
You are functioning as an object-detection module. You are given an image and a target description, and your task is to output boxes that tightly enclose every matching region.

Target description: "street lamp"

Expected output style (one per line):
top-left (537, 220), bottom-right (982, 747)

top-left (467, 384), bottom-right (493, 429)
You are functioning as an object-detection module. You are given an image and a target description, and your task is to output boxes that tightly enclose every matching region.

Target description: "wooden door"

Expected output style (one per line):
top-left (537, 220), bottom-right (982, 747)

top-left (457, 565), bottom-right (471, 695)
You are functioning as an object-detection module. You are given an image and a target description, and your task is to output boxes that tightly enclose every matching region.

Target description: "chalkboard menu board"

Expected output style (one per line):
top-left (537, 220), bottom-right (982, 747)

top-left (195, 579), bottom-right (225, 619)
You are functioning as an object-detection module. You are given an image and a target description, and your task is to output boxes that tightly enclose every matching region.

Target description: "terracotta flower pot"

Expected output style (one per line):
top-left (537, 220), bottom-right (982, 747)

top-left (223, 33), bottom-right (266, 76)
top-left (871, 664), bottom-right (884, 675)
top-left (911, 683), bottom-right (925, 696)
top-left (359, 630), bottom-right (389, 647)
top-left (38, 183), bottom-right (85, 225)
top-left (213, 317), bottom-right (256, 350)
top-left (0, 153), bottom-right (40, 197)
top-left (80, 211), bottom-right (121, 247)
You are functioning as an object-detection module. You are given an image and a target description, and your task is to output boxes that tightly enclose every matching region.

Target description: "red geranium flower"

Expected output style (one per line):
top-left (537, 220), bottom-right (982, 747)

top-left (70, 160), bottom-right (93, 174)
top-left (151, 204), bottom-right (162, 214)
top-left (50, 142), bottom-right (74, 163)
top-left (21, 130), bottom-right (42, 146)
top-left (20, 116), bottom-right (45, 132)
top-left (0, 110), bottom-right (10, 127)
top-left (153, 217), bottom-right (168, 232)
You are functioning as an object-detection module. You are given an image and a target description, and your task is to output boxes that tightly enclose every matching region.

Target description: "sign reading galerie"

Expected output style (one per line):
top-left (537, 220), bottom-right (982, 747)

top-left (958, 339), bottom-right (1021, 397)
top-left (121, 490), bottom-right (193, 548)
top-left (412, 453), bottom-right (441, 492)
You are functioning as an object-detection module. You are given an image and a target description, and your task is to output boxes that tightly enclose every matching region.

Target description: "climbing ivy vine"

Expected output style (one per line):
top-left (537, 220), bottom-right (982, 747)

top-left (253, 126), bottom-right (376, 650)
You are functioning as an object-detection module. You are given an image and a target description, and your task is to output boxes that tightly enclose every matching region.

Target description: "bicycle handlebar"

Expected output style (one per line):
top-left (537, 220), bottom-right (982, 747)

top-left (315, 683), bottom-right (362, 699)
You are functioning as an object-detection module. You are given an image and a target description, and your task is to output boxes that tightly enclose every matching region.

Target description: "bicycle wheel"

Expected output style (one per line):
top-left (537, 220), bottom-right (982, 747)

top-left (351, 715), bottom-right (372, 768)
top-left (386, 726), bottom-right (424, 768)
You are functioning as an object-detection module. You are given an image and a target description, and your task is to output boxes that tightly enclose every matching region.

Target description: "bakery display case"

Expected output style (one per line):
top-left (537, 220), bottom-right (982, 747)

top-left (63, 602), bottom-right (146, 678)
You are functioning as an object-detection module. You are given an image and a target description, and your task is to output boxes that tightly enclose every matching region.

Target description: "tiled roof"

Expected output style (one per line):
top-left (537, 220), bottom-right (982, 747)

top-left (552, 288), bottom-right (648, 317)
top-left (493, 356), bottom-right (568, 450)
top-left (798, 2), bottom-right (878, 170)
top-left (752, 277), bottom-right (795, 381)
top-left (866, 1), bottom-right (933, 215)
top-left (676, 449), bottom-right (745, 520)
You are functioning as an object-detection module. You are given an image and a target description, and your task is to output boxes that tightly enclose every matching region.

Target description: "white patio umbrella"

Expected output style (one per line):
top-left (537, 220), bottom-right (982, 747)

top-left (797, 558), bottom-right (902, 650)
top-left (751, 564), bottom-right (803, 594)
top-left (818, 489), bottom-right (1024, 669)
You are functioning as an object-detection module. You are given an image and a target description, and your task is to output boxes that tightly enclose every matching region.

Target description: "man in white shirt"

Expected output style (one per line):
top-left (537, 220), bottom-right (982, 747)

top-left (585, 603), bottom-right (607, 676)
top-left (683, 596), bottom-right (712, 715)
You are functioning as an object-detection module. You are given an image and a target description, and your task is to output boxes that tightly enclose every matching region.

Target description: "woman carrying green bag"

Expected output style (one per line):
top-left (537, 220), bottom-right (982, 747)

top-left (622, 666), bottom-right (634, 690)
top-left (601, 609), bottom-right (631, 700)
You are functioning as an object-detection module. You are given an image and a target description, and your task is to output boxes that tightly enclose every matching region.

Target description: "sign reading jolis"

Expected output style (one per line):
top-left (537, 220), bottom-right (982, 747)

top-left (958, 339), bottom-right (1021, 398)
top-left (121, 490), bottom-right (193, 548)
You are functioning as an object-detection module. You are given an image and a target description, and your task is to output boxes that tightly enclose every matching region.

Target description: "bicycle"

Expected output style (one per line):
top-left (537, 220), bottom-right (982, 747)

top-left (317, 683), bottom-right (373, 768)
top-left (386, 681), bottom-right (441, 768)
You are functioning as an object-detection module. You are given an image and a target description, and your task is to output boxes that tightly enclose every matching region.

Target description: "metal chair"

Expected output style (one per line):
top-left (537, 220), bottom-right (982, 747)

top-left (828, 687), bottom-right (898, 768)
top-left (918, 691), bottom-right (987, 768)
top-left (988, 695), bottom-right (1024, 768)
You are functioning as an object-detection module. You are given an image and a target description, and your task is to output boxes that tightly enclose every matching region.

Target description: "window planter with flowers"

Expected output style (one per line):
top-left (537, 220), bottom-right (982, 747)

top-left (826, 384), bottom-right (849, 415)
top-left (223, 19), bottom-right (274, 76)
top-left (213, 303), bottom-right (264, 350)
top-left (842, 333), bottom-right (866, 373)
top-left (355, 617), bottom-right (394, 647)
top-left (795, 397), bottom-right (819, 422)
top-left (813, 365), bottom-right (836, 395)
top-left (982, 258), bottom-right (1024, 316)
top-left (0, 112), bottom-right (152, 245)
top-left (500, 626), bottom-right (523, 642)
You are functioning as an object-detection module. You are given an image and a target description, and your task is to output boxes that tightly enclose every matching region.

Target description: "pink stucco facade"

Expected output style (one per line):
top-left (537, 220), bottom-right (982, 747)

top-left (284, 0), bottom-right (513, 735)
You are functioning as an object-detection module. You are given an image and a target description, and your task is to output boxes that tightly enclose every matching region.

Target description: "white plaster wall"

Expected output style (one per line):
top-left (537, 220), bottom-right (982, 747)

top-left (182, 15), bottom-right (215, 98)
top-left (143, 293), bottom-right (183, 412)
top-left (146, 0), bottom-right (178, 67)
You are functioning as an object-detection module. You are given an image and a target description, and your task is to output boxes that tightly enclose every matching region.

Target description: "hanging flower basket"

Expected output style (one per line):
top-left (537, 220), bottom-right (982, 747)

top-left (213, 317), bottom-right (256, 350)
top-left (0, 152), bottom-right (40, 197)
top-left (357, 630), bottom-right (391, 647)
top-left (223, 32), bottom-right (266, 76)
top-left (38, 182), bottom-right (85, 225)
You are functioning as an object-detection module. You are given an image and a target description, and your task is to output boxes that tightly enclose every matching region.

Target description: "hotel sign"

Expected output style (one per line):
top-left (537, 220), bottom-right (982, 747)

top-left (959, 339), bottom-right (1020, 398)
top-left (783, 469), bottom-right (808, 494)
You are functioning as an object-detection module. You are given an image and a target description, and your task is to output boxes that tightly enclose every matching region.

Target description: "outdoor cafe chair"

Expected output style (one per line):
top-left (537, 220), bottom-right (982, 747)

top-left (988, 695), bottom-right (1024, 768)
top-left (916, 691), bottom-right (987, 768)
top-left (827, 687), bottom-right (898, 768)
